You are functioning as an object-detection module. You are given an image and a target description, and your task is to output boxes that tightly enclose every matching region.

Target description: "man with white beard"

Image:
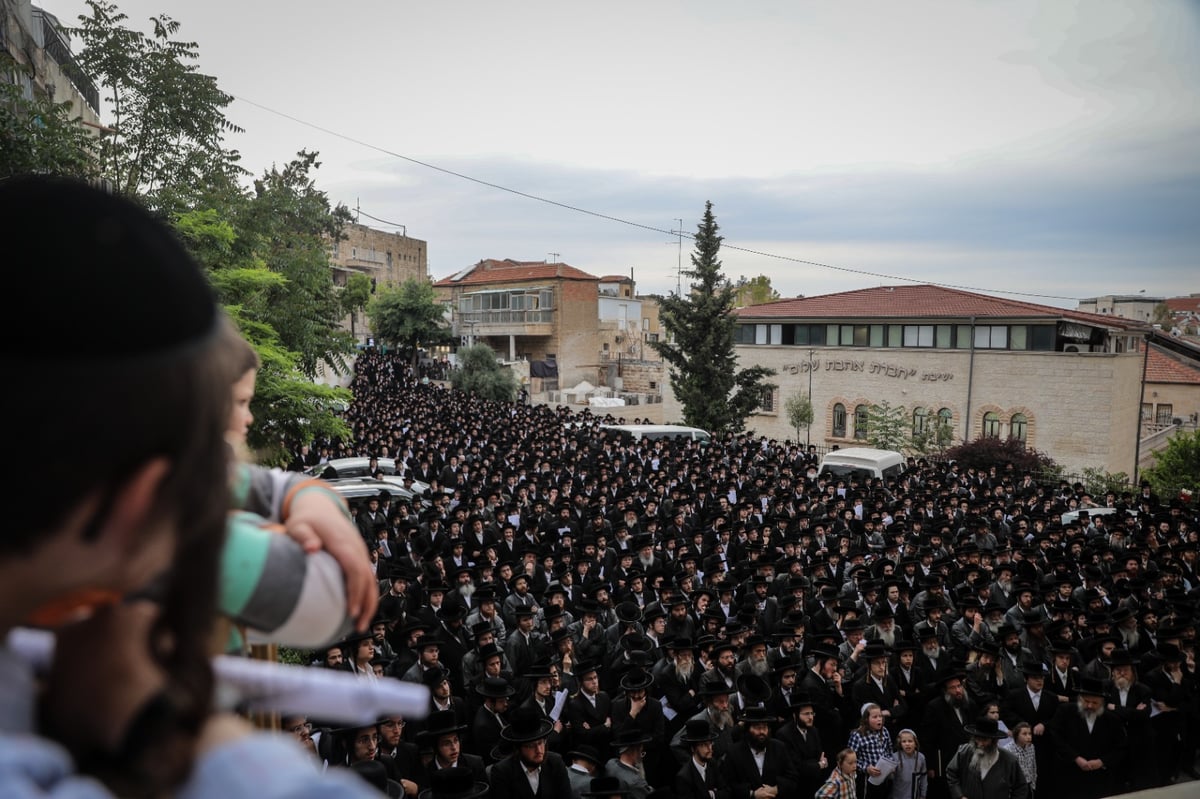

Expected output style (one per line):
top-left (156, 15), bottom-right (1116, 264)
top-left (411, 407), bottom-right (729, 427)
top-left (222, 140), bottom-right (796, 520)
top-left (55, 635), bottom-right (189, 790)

top-left (658, 637), bottom-right (703, 733)
top-left (865, 604), bottom-right (898, 649)
top-left (1049, 677), bottom-right (1127, 799)
top-left (670, 680), bottom-right (738, 764)
top-left (1103, 648), bottom-right (1155, 790)
top-left (945, 716), bottom-right (1028, 799)
top-left (734, 635), bottom-right (771, 679)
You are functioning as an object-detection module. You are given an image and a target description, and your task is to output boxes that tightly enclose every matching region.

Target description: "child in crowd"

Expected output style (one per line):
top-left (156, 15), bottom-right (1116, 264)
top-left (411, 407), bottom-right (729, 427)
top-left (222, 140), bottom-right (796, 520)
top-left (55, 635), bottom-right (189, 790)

top-left (1002, 721), bottom-right (1038, 795)
top-left (890, 729), bottom-right (927, 799)
top-left (848, 703), bottom-right (895, 798)
top-left (0, 175), bottom-right (378, 799)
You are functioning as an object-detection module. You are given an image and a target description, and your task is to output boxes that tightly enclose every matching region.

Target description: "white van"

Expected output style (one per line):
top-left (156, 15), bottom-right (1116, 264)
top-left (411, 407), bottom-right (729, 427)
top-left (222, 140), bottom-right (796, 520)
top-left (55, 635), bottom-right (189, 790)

top-left (599, 424), bottom-right (711, 445)
top-left (818, 447), bottom-right (906, 481)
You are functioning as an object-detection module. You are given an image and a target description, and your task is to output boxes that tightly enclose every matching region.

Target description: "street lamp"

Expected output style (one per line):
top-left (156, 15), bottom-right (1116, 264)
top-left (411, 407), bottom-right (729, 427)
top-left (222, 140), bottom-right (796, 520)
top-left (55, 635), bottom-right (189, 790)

top-left (807, 348), bottom-right (814, 447)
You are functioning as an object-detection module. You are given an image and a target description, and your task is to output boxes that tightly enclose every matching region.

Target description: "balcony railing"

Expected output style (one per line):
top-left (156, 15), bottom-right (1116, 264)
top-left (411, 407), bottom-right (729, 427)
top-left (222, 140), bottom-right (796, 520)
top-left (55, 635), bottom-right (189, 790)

top-left (38, 13), bottom-right (100, 114)
top-left (460, 310), bottom-right (554, 327)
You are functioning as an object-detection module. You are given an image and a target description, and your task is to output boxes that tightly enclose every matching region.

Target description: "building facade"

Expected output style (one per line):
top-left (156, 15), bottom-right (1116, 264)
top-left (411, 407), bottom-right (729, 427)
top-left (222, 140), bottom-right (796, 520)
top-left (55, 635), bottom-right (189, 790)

top-left (328, 221), bottom-right (427, 289)
top-left (3, 3), bottom-right (101, 129)
top-left (1077, 294), bottom-right (1163, 323)
top-left (661, 285), bottom-right (1147, 475)
top-left (434, 259), bottom-right (601, 390)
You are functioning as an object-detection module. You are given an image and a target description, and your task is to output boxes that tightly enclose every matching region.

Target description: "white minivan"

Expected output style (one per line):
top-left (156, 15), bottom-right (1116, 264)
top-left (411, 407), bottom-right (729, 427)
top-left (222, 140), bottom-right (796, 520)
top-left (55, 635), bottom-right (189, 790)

top-left (599, 424), bottom-right (711, 445)
top-left (818, 447), bottom-right (906, 481)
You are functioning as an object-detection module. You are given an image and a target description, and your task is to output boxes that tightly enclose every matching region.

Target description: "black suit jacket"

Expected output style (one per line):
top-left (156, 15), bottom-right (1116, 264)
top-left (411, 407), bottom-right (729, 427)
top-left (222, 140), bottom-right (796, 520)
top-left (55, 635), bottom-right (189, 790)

top-left (675, 757), bottom-right (731, 799)
top-left (921, 695), bottom-right (976, 776)
top-left (721, 739), bottom-right (799, 798)
top-left (470, 705), bottom-right (505, 762)
top-left (775, 720), bottom-right (826, 797)
top-left (490, 751), bottom-right (573, 799)
top-left (1000, 686), bottom-right (1058, 729)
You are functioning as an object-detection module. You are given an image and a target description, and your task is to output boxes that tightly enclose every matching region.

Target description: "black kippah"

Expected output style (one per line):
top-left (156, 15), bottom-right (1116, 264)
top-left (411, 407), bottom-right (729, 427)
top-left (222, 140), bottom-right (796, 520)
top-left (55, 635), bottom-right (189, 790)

top-left (0, 176), bottom-right (216, 359)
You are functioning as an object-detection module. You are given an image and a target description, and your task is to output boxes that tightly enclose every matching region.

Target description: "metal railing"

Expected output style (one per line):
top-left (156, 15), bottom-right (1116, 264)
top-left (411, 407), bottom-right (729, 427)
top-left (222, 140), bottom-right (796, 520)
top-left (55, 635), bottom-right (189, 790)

top-left (38, 14), bottom-right (100, 113)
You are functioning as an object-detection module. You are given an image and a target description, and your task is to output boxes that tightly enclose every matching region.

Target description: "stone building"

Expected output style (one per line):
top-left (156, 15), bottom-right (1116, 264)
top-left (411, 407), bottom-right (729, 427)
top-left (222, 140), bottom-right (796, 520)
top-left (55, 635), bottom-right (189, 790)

top-left (328, 221), bottom-right (427, 289)
top-left (1077, 294), bottom-right (1163, 324)
top-left (661, 284), bottom-right (1148, 475)
top-left (3, 3), bottom-right (102, 131)
top-left (327, 221), bottom-right (428, 344)
top-left (434, 259), bottom-right (602, 391)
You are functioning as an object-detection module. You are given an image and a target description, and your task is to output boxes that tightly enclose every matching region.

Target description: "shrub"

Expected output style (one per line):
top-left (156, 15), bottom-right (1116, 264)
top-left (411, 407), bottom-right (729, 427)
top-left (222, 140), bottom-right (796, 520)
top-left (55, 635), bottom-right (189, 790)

top-left (942, 436), bottom-right (1059, 476)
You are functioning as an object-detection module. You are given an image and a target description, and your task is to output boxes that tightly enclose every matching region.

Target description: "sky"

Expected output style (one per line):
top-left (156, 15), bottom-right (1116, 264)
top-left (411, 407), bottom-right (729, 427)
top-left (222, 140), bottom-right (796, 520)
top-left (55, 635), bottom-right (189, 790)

top-left (52, 0), bottom-right (1200, 308)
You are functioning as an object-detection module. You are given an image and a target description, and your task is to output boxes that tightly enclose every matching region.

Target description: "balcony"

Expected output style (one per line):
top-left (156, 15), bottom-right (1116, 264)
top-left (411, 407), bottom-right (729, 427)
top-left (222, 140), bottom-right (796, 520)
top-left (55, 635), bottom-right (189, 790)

top-left (458, 310), bottom-right (554, 337)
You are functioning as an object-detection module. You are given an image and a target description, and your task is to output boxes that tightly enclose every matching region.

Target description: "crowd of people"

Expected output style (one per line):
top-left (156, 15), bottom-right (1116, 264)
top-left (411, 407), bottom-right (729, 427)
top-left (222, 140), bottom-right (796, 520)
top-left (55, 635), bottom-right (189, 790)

top-left (278, 349), bottom-right (1199, 799)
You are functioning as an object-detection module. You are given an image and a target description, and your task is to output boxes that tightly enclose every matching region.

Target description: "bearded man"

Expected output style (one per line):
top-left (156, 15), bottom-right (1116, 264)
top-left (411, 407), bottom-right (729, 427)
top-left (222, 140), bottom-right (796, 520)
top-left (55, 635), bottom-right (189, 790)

top-left (945, 716), bottom-right (1028, 799)
top-left (1103, 648), bottom-right (1156, 790)
top-left (1049, 678), bottom-right (1127, 799)
top-left (659, 637), bottom-right (703, 735)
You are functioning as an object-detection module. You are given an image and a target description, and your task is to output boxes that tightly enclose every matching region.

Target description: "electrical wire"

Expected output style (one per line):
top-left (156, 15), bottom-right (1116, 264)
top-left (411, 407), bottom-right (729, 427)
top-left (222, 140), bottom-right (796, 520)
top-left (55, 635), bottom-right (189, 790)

top-left (233, 94), bottom-right (1083, 302)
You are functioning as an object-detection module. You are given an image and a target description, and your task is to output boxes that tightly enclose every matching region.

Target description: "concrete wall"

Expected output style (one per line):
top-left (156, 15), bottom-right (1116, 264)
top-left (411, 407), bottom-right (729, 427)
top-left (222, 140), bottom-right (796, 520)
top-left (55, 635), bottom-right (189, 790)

top-left (1145, 382), bottom-right (1200, 427)
top-left (663, 346), bottom-right (1144, 473)
top-left (330, 222), bottom-right (427, 287)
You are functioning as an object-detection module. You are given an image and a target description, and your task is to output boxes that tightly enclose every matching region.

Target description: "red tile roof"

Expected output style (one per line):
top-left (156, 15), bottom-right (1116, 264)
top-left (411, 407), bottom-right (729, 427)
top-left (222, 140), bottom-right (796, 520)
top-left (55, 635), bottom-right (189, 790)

top-left (1146, 346), bottom-right (1200, 385)
top-left (434, 259), bottom-right (599, 287)
top-left (736, 284), bottom-right (1141, 329)
top-left (1165, 296), bottom-right (1200, 314)
top-left (598, 275), bottom-right (633, 282)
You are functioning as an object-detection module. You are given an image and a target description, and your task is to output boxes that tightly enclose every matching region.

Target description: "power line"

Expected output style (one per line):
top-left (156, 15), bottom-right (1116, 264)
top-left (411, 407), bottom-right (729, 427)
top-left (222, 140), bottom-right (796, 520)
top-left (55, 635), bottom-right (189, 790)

top-left (233, 94), bottom-right (1084, 303)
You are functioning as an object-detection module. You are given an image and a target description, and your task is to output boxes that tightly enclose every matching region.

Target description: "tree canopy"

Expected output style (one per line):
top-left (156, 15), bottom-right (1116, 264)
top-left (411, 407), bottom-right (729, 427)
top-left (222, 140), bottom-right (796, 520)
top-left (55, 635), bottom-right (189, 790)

top-left (369, 278), bottom-right (450, 368)
top-left (450, 344), bottom-right (519, 402)
top-left (1142, 429), bottom-right (1200, 502)
top-left (650, 202), bottom-right (775, 434)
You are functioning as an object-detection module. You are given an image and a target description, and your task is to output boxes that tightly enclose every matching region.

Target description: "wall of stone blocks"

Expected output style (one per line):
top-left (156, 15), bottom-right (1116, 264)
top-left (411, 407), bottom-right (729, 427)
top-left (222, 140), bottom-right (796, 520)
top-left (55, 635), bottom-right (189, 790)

top-left (663, 345), bottom-right (1145, 473)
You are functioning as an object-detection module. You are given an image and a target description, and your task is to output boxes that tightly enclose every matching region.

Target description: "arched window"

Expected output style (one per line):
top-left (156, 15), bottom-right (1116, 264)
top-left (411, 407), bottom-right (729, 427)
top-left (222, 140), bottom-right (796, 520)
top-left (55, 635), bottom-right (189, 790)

top-left (983, 411), bottom-right (1001, 438)
top-left (854, 405), bottom-right (869, 440)
top-left (1010, 413), bottom-right (1028, 446)
top-left (832, 403), bottom-right (846, 438)
top-left (913, 407), bottom-right (929, 436)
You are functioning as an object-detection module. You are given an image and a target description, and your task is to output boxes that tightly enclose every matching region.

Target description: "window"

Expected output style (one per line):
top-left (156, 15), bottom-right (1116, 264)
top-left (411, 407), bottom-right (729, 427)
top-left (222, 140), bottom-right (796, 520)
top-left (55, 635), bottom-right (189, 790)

top-left (913, 407), bottom-right (929, 436)
top-left (1010, 413), bottom-right (1027, 446)
top-left (1010, 325), bottom-right (1028, 350)
top-left (955, 325), bottom-right (972, 349)
top-left (736, 325), bottom-right (756, 344)
top-left (938, 407), bottom-right (953, 436)
top-left (833, 404), bottom-right (847, 438)
top-left (887, 325), bottom-right (902, 347)
top-left (936, 325), bottom-right (953, 348)
top-left (1141, 403), bottom-right (1153, 421)
top-left (1156, 404), bottom-right (1174, 425)
top-left (974, 326), bottom-right (1009, 349)
top-left (758, 388), bottom-right (777, 414)
top-left (1030, 325), bottom-right (1056, 351)
top-left (903, 325), bottom-right (934, 347)
top-left (983, 412), bottom-right (1001, 438)
top-left (854, 405), bottom-right (869, 440)
top-left (869, 325), bottom-right (885, 347)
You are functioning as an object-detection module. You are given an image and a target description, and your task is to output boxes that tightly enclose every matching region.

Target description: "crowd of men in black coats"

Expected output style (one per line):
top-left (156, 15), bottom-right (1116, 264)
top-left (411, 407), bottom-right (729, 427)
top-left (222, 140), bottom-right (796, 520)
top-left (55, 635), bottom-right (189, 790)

top-left (284, 350), bottom-right (1199, 799)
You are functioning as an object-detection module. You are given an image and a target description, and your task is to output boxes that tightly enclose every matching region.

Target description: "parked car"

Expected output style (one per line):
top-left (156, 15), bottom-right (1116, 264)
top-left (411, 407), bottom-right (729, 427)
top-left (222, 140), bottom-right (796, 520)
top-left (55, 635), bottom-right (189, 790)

top-left (305, 457), bottom-right (432, 497)
top-left (321, 476), bottom-right (429, 510)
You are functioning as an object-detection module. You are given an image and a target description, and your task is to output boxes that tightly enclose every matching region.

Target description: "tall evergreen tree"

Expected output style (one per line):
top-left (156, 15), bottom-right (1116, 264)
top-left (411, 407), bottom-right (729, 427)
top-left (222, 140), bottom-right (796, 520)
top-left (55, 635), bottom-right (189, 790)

top-left (651, 202), bottom-right (775, 433)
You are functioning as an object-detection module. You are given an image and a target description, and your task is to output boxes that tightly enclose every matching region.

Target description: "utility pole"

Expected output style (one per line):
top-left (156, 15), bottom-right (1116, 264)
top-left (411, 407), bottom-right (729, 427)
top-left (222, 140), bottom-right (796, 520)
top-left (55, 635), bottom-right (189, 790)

top-left (547, 252), bottom-right (560, 264)
top-left (666, 219), bottom-right (684, 296)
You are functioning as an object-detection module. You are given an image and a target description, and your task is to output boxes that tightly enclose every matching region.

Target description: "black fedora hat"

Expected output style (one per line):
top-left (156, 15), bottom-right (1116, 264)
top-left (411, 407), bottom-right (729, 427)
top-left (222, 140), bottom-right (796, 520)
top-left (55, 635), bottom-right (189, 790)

top-left (787, 691), bottom-right (816, 711)
top-left (619, 667), bottom-right (654, 692)
top-left (580, 776), bottom-right (632, 798)
top-left (611, 728), bottom-right (653, 750)
top-left (567, 744), bottom-right (603, 767)
top-left (736, 673), bottom-right (772, 705)
top-left (417, 766), bottom-right (490, 799)
top-left (1020, 659), bottom-right (1046, 678)
top-left (964, 716), bottom-right (1008, 740)
top-left (697, 678), bottom-right (735, 698)
top-left (860, 641), bottom-right (891, 661)
top-left (423, 709), bottom-right (467, 739)
top-left (475, 675), bottom-right (515, 698)
top-left (1074, 676), bottom-right (1107, 698)
top-left (739, 705), bottom-right (780, 725)
top-left (679, 718), bottom-right (719, 744)
top-left (1104, 648), bottom-right (1139, 668)
top-left (500, 705), bottom-right (554, 743)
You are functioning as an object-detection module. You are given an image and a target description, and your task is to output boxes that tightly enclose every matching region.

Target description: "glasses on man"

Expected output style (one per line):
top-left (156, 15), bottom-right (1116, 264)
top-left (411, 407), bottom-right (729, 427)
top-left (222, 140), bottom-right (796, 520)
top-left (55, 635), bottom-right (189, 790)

top-left (287, 722), bottom-right (313, 735)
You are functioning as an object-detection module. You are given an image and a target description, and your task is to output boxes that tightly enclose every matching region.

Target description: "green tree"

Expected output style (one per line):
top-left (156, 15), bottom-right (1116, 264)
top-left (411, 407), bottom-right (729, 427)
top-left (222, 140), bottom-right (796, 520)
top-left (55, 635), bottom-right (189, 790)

top-left (1151, 302), bottom-right (1173, 327)
top-left (341, 272), bottom-right (373, 340)
top-left (232, 151), bottom-right (356, 378)
top-left (369, 278), bottom-right (450, 369)
top-left (650, 202), bottom-right (775, 434)
top-left (1142, 429), bottom-right (1200, 501)
top-left (910, 413), bottom-right (955, 456)
top-left (73, 0), bottom-right (244, 210)
top-left (865, 401), bottom-right (909, 451)
top-left (785, 393), bottom-right (814, 445)
top-left (1080, 467), bottom-right (1131, 498)
top-left (451, 344), bottom-right (518, 402)
top-left (0, 54), bottom-right (99, 179)
top-left (734, 275), bottom-right (781, 307)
